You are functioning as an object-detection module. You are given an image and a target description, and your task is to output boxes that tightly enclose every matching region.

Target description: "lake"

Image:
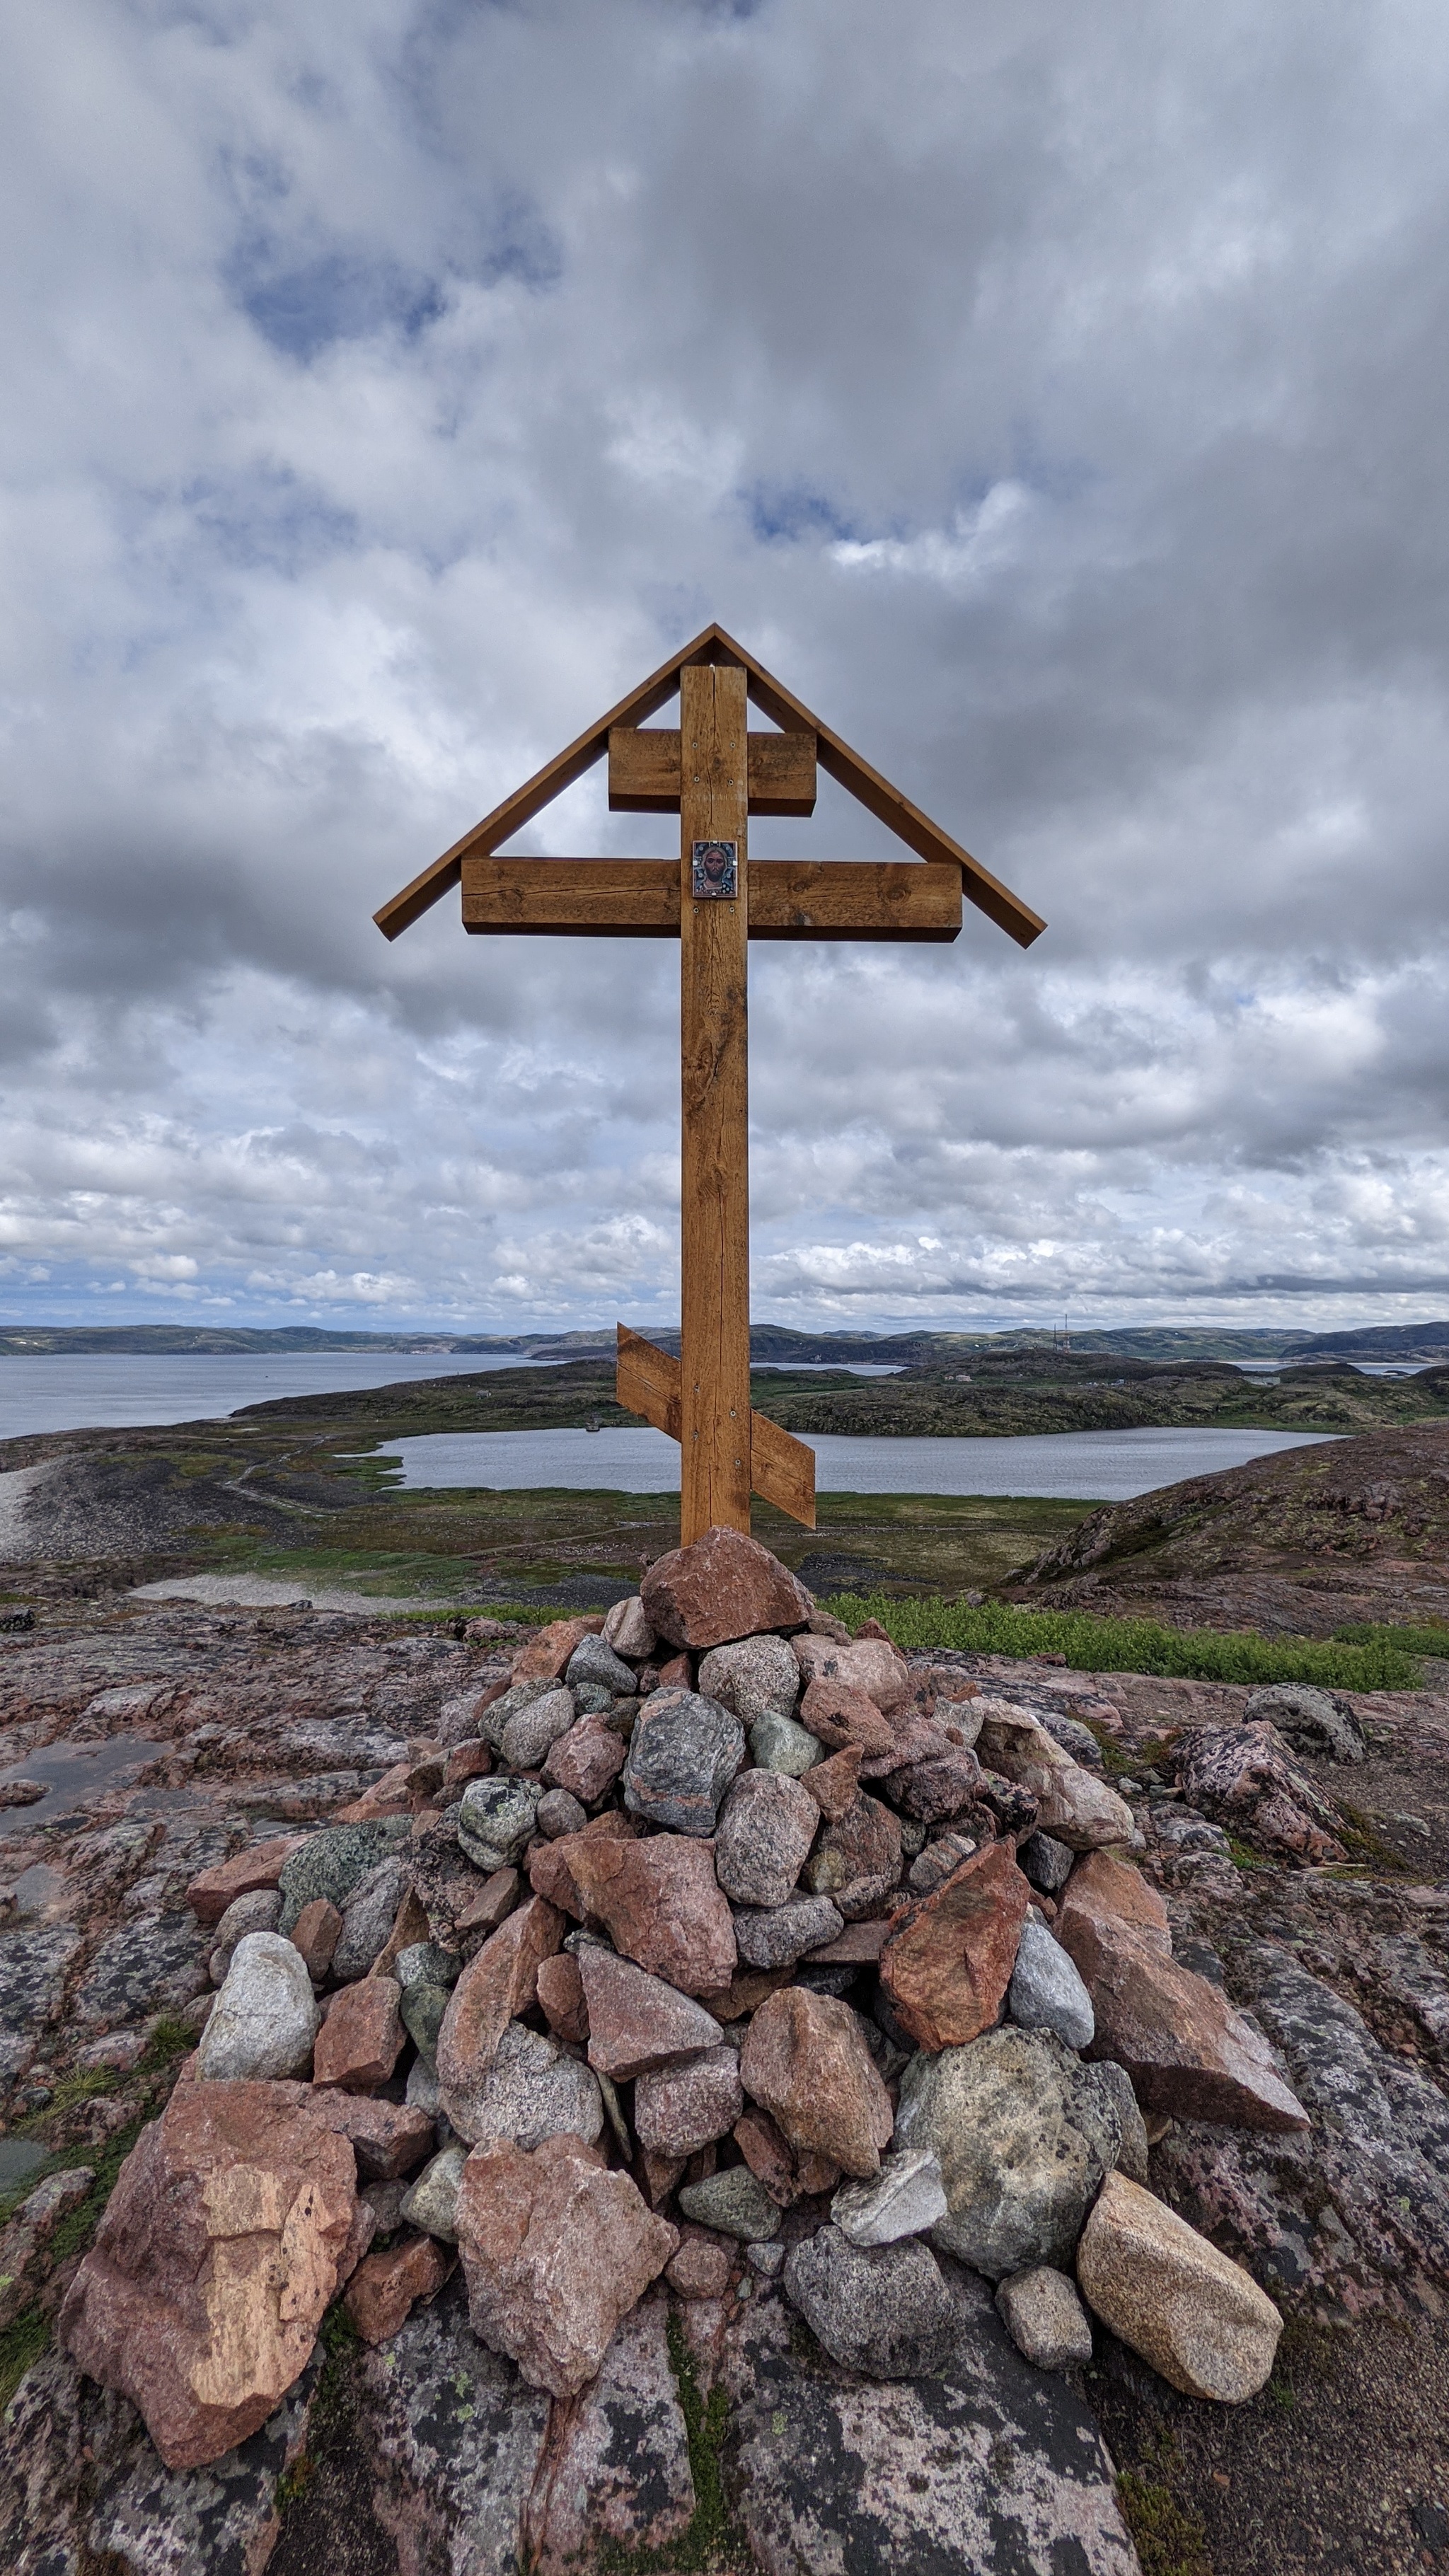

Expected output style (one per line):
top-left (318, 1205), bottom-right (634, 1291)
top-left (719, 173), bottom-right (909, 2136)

top-left (0, 1351), bottom-right (565, 1439)
top-left (0, 1352), bottom-right (901, 1440)
top-left (373, 1423), bottom-right (1339, 1503)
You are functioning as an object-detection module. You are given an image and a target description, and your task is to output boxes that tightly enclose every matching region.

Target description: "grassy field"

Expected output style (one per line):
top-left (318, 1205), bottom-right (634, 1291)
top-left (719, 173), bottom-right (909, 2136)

top-left (204, 1484), bottom-right (1095, 1602)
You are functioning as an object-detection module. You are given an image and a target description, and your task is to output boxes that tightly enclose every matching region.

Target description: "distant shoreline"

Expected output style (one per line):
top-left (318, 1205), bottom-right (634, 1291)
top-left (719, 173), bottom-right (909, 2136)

top-left (5, 1317), bottom-right (1449, 1365)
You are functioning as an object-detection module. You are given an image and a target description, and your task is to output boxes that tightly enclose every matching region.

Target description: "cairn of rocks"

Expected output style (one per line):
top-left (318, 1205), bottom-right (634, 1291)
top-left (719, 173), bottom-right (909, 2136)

top-left (57, 1526), bottom-right (1304, 2472)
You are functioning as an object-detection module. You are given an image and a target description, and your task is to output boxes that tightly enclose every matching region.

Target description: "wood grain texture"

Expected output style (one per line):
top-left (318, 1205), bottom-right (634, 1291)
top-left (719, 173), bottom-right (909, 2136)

top-left (749, 1409), bottom-right (816, 1526)
top-left (461, 859), bottom-right (681, 936)
top-left (749, 859), bottom-right (960, 941)
top-left (616, 1327), bottom-right (683, 1440)
top-left (679, 663), bottom-right (751, 1543)
top-left (744, 731), bottom-right (816, 816)
top-left (608, 727), bottom-right (816, 816)
top-left (461, 856), bottom-right (957, 941)
top-left (607, 729), bottom-right (681, 813)
top-left (615, 1327), bottom-right (815, 1525)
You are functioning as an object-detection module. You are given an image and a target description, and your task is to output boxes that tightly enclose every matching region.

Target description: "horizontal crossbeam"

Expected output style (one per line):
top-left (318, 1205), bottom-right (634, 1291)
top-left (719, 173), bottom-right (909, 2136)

top-left (616, 1327), bottom-right (816, 1527)
top-left (460, 857), bottom-right (962, 942)
top-left (608, 727), bottom-right (816, 816)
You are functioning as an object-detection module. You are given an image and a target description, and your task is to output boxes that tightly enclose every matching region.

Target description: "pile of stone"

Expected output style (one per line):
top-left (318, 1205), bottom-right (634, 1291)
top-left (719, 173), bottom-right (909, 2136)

top-left (56, 1527), bottom-right (1304, 2471)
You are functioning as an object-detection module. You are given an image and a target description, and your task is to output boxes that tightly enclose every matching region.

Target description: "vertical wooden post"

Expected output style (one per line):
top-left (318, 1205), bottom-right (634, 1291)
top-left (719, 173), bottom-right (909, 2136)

top-left (679, 662), bottom-right (751, 1543)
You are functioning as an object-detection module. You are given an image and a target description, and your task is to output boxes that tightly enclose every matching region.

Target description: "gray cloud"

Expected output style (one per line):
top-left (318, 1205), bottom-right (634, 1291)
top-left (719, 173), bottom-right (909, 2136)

top-left (2, 0), bottom-right (1448, 1332)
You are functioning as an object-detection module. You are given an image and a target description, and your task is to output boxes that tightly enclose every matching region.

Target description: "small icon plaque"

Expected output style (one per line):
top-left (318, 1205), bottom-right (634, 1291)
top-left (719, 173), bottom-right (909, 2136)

top-left (691, 840), bottom-right (738, 900)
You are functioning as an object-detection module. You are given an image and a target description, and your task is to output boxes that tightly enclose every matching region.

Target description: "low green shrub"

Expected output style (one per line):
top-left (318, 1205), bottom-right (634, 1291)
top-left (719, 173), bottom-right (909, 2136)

top-left (831, 1595), bottom-right (1422, 1689)
top-left (1332, 1619), bottom-right (1449, 1658)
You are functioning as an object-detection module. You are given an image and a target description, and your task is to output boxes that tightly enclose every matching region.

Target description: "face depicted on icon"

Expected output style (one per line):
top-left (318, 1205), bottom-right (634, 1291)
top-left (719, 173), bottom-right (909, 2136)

top-left (691, 840), bottom-right (738, 900)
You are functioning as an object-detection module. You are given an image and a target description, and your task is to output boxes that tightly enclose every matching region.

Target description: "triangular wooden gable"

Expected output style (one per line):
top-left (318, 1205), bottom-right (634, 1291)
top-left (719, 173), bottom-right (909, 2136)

top-left (374, 621), bottom-right (1044, 948)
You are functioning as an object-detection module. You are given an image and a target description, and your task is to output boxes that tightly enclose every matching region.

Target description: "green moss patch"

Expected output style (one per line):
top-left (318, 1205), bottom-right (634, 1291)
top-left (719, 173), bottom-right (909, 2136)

top-left (597, 2309), bottom-right (747, 2574)
top-left (1116, 2465), bottom-right (1214, 2576)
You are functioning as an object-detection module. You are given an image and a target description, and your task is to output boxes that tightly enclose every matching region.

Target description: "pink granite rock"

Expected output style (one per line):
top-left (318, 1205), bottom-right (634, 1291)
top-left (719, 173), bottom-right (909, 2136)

top-left (1058, 1912), bottom-right (1310, 2130)
top-left (792, 1632), bottom-right (912, 1714)
top-left (1174, 1722), bottom-right (1347, 1864)
top-left (578, 1948), bottom-right (725, 2081)
top-left (879, 1842), bottom-right (1031, 2052)
top-left (184, 1838), bottom-right (306, 1927)
top-left (57, 2080), bottom-right (356, 2469)
top-left (511, 1617), bottom-right (605, 1682)
top-left (739, 1985), bottom-right (893, 2179)
top-left (437, 1895), bottom-right (565, 2110)
top-left (455, 2134), bottom-right (678, 2398)
top-left (633, 2048), bottom-right (744, 2156)
top-left (561, 1835), bottom-right (737, 1997)
top-left (641, 1529), bottom-right (812, 1651)
top-left (345, 2233), bottom-right (453, 2343)
top-left (544, 1716), bottom-right (627, 1804)
top-left (313, 1975), bottom-right (405, 2091)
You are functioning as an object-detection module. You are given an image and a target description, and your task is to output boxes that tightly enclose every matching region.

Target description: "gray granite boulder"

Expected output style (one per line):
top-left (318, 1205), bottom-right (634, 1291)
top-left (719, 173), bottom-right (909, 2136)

top-left (727, 2270), bottom-right (1141, 2576)
top-left (476, 1675), bottom-right (559, 1751)
top-left (749, 1713), bottom-right (823, 1777)
top-left (0, 1926), bottom-right (82, 2081)
top-left (537, 1787), bottom-right (587, 1838)
top-left (783, 2225), bottom-right (959, 2378)
top-left (209, 1889), bottom-right (281, 1984)
top-left (75, 1912), bottom-right (210, 2027)
top-left (698, 1635), bottom-right (801, 1728)
top-left (359, 2273), bottom-right (696, 2573)
top-left (195, 1931), bottom-right (321, 2080)
top-left (1092, 2058), bottom-right (1151, 2185)
top-left (0, 2333), bottom-right (321, 2576)
top-left (995, 2266), bottom-right (1095, 2369)
top-left (1018, 1831), bottom-right (1074, 1894)
top-left (444, 2018), bottom-right (604, 2150)
top-left (713, 1769), bottom-right (817, 1909)
top-left (400, 2143), bottom-right (470, 2243)
top-left (732, 1893), bottom-right (843, 1969)
top-left (400, 1978), bottom-right (451, 2069)
top-left (456, 1776), bottom-right (543, 1873)
top-left (358, 2277), bottom-right (550, 2574)
top-left (1244, 1682), bottom-right (1366, 1762)
top-left (567, 1634), bottom-right (637, 1697)
top-left (500, 1686), bottom-right (577, 1772)
top-left (623, 1688), bottom-right (744, 1835)
top-left (896, 2026), bottom-right (1123, 2278)
top-left (332, 1857), bottom-right (408, 1982)
top-left (276, 1821), bottom-right (411, 1936)
top-left (396, 1940), bottom-right (461, 1990)
top-left (831, 2146), bottom-right (948, 2248)
top-left (1008, 1917), bottom-right (1095, 2051)
top-left (678, 2166), bottom-right (782, 2241)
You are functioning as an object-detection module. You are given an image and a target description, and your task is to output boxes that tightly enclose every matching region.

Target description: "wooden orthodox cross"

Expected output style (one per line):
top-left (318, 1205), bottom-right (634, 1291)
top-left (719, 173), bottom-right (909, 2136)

top-left (376, 624), bottom-right (1044, 1547)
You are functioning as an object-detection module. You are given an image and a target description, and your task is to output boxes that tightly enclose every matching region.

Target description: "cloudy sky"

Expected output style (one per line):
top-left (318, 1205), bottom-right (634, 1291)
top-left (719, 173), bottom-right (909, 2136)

top-left (3, 0), bottom-right (1448, 1337)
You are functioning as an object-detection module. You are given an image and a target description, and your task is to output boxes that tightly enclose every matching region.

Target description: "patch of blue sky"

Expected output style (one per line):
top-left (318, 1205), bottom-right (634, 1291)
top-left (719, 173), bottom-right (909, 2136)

top-left (183, 468), bottom-right (361, 577)
top-left (744, 484), bottom-right (858, 548)
top-left (996, 422), bottom-right (1099, 511)
top-left (229, 242), bottom-right (448, 361)
top-left (472, 189), bottom-right (563, 293)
